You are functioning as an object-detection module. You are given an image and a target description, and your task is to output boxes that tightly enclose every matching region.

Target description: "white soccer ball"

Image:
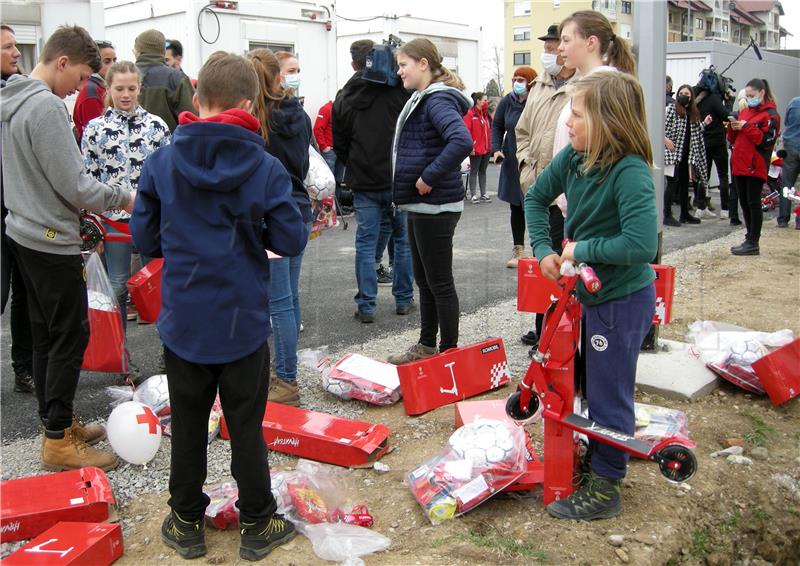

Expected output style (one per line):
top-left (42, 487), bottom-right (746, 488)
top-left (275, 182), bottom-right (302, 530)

top-left (321, 373), bottom-right (352, 399)
top-left (87, 289), bottom-right (115, 312)
top-left (133, 374), bottom-right (170, 415)
top-left (728, 338), bottom-right (768, 367)
top-left (448, 419), bottom-right (518, 469)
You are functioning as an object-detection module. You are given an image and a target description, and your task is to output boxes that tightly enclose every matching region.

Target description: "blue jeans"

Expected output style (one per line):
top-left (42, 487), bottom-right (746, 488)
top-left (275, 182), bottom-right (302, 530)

top-left (321, 149), bottom-right (336, 174)
top-left (101, 221), bottom-right (132, 333)
top-left (353, 191), bottom-right (413, 314)
top-left (778, 146), bottom-right (799, 225)
top-left (268, 223), bottom-right (311, 384)
top-left (375, 214), bottom-right (395, 268)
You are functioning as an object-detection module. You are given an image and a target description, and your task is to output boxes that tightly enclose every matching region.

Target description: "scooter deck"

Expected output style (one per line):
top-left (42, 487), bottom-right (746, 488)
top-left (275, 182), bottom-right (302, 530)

top-left (562, 413), bottom-right (653, 456)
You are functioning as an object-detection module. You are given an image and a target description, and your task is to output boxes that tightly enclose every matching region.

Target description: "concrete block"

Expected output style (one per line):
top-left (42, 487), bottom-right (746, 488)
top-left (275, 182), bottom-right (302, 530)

top-left (636, 339), bottom-right (719, 400)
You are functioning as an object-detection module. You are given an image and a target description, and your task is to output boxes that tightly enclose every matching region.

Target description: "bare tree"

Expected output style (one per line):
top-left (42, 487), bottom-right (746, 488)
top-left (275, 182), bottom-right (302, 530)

top-left (483, 43), bottom-right (504, 96)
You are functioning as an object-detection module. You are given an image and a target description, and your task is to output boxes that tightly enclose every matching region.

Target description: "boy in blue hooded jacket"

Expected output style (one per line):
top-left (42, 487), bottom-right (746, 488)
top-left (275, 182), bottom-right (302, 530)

top-left (130, 51), bottom-right (308, 562)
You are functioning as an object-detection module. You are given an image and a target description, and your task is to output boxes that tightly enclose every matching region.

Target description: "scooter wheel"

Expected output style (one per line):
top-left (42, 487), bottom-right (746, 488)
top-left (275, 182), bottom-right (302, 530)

top-left (505, 391), bottom-right (540, 422)
top-left (656, 445), bottom-right (697, 483)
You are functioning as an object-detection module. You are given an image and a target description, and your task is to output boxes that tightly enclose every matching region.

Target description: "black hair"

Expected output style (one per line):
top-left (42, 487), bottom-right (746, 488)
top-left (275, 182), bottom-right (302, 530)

top-left (745, 78), bottom-right (774, 103)
top-left (349, 39), bottom-right (374, 71)
top-left (165, 39), bottom-right (183, 58)
top-left (96, 40), bottom-right (114, 50)
top-left (470, 91), bottom-right (486, 105)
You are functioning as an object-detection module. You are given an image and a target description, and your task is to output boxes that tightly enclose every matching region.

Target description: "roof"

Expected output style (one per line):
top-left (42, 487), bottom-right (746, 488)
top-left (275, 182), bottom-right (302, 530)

top-left (731, 6), bottom-right (765, 26)
top-left (735, 1), bottom-right (785, 16)
top-left (668, 0), bottom-right (713, 12)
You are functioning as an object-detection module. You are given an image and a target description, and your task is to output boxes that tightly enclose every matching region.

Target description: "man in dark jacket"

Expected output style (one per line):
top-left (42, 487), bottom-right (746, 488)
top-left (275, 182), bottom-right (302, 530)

top-left (333, 39), bottom-right (413, 323)
top-left (73, 40), bottom-right (116, 142)
top-left (134, 29), bottom-right (195, 131)
top-left (695, 85), bottom-right (737, 222)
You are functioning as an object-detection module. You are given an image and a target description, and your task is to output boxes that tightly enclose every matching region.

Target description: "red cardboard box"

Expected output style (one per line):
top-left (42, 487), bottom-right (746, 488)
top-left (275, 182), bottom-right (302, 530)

top-left (3, 522), bottom-right (123, 565)
top-left (219, 402), bottom-right (391, 467)
top-left (126, 259), bottom-right (163, 323)
top-left (518, 259), bottom-right (676, 326)
top-left (397, 338), bottom-right (512, 416)
top-left (752, 338), bottom-right (800, 406)
top-left (0, 468), bottom-right (116, 543)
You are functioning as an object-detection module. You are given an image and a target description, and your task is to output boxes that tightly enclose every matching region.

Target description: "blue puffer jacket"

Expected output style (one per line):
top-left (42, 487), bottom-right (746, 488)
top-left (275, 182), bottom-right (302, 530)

top-left (392, 83), bottom-right (472, 206)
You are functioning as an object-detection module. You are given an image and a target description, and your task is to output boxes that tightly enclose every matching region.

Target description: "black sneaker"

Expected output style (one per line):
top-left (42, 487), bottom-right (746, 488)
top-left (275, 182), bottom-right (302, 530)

top-left (354, 310), bottom-right (375, 324)
top-left (396, 302), bottom-right (414, 315)
top-left (123, 360), bottom-right (145, 387)
top-left (161, 510), bottom-right (206, 559)
top-left (546, 472), bottom-right (621, 521)
top-left (13, 372), bottom-right (35, 394)
top-left (730, 218), bottom-right (742, 226)
top-left (239, 514), bottom-right (297, 561)
top-left (731, 241), bottom-right (760, 256)
top-left (376, 264), bottom-right (392, 286)
top-left (680, 215), bottom-right (701, 224)
top-left (663, 216), bottom-right (681, 227)
top-left (520, 330), bottom-right (538, 346)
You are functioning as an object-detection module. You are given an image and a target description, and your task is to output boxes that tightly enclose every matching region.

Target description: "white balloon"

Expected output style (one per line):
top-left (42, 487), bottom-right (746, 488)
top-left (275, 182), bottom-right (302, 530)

top-left (107, 401), bottom-right (162, 465)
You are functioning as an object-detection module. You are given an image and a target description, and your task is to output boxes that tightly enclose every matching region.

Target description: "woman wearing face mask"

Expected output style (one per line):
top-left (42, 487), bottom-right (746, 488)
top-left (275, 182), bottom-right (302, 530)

top-left (663, 85), bottom-right (711, 226)
top-left (82, 60), bottom-right (170, 382)
top-left (491, 67), bottom-right (537, 267)
top-left (275, 51), bottom-right (301, 94)
top-left (464, 92), bottom-right (492, 203)
top-left (727, 78), bottom-right (781, 256)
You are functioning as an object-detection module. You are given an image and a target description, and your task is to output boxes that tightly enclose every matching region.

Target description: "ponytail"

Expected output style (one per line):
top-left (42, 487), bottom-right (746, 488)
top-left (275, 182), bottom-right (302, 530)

top-left (605, 35), bottom-right (636, 75)
top-left (398, 38), bottom-right (466, 91)
top-left (433, 66), bottom-right (465, 90)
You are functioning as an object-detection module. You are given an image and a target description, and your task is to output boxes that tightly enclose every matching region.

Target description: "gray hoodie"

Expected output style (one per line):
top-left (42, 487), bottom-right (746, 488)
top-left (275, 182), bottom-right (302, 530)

top-left (0, 74), bottom-right (130, 254)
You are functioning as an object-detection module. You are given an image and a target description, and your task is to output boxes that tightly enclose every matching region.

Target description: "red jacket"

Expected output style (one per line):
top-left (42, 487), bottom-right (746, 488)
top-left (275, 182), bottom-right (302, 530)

top-left (314, 100), bottom-right (334, 151)
top-left (463, 106), bottom-right (492, 155)
top-left (73, 75), bottom-right (106, 142)
top-left (727, 100), bottom-right (780, 181)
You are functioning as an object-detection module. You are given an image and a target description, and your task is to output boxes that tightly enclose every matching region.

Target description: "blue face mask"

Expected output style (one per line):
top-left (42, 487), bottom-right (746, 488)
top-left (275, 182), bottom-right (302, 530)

top-left (747, 97), bottom-right (761, 108)
top-left (284, 73), bottom-right (301, 91)
top-left (512, 82), bottom-right (527, 96)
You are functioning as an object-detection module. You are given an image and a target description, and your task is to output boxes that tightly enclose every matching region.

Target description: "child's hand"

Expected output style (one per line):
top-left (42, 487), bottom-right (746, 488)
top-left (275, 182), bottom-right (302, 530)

top-left (560, 241), bottom-right (577, 262)
top-left (416, 177), bottom-right (433, 195)
top-left (540, 254), bottom-right (562, 281)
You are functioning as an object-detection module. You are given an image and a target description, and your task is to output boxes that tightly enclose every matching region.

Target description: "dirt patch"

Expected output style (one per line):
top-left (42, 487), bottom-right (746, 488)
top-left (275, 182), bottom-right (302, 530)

top-left (119, 224), bottom-right (800, 565)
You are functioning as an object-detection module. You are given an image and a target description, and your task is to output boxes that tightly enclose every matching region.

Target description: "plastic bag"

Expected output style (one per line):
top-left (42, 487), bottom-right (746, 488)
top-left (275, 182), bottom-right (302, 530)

top-left (309, 196), bottom-right (338, 240)
top-left (325, 354), bottom-right (401, 406)
top-left (82, 252), bottom-right (127, 373)
top-left (406, 418), bottom-right (527, 525)
top-left (304, 146), bottom-right (335, 201)
top-left (204, 471), bottom-right (295, 529)
top-left (634, 402), bottom-right (690, 445)
top-left (300, 522), bottom-right (390, 565)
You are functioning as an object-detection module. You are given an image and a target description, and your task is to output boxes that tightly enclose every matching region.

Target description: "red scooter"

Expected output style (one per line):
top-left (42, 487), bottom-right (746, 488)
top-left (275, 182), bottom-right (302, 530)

top-left (505, 257), bottom-right (697, 485)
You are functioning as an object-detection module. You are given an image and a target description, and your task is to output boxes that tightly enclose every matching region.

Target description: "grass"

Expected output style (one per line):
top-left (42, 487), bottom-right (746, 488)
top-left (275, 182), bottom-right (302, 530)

top-left (690, 528), bottom-right (710, 560)
top-left (721, 511), bottom-right (741, 533)
top-left (460, 524), bottom-right (548, 561)
top-left (753, 509), bottom-right (771, 522)
top-left (744, 412), bottom-right (776, 447)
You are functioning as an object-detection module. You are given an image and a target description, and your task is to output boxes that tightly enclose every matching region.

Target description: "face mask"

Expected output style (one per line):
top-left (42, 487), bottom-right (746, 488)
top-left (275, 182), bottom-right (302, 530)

top-left (481, 100), bottom-right (488, 111)
top-left (512, 82), bottom-right (527, 96)
top-left (540, 52), bottom-right (563, 76)
top-left (677, 95), bottom-right (690, 106)
top-left (284, 73), bottom-right (301, 90)
top-left (747, 97), bottom-right (761, 108)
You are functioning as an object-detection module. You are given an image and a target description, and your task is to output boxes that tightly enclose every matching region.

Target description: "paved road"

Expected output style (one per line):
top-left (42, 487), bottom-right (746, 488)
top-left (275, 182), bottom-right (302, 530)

top-left (0, 164), bottom-right (743, 441)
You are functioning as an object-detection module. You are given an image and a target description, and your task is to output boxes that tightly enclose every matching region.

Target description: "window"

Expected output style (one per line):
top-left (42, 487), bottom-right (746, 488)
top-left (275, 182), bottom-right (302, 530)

top-left (513, 52), bottom-right (531, 65)
top-left (695, 17), bottom-right (704, 30)
top-left (722, 22), bottom-right (729, 34)
top-left (621, 1), bottom-right (631, 14)
top-left (249, 41), bottom-right (293, 53)
top-left (514, 1), bottom-right (531, 17)
top-left (513, 26), bottom-right (531, 41)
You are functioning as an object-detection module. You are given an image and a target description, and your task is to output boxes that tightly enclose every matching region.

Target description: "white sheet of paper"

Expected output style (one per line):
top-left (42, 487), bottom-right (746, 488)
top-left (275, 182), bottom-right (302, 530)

top-left (334, 354), bottom-right (400, 390)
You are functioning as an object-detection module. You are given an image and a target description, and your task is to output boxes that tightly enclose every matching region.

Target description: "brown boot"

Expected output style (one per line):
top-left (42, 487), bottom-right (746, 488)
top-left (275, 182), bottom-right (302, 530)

top-left (72, 416), bottom-right (107, 446)
top-left (42, 423), bottom-right (119, 472)
top-left (506, 245), bottom-right (524, 268)
top-left (268, 379), bottom-right (300, 407)
top-left (387, 343), bottom-right (437, 365)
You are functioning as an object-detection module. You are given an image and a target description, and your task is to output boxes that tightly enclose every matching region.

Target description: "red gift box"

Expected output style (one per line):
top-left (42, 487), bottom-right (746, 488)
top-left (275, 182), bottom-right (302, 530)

top-left (752, 338), bottom-right (800, 405)
top-left (396, 338), bottom-right (512, 416)
top-left (3, 522), bottom-right (123, 566)
top-left (82, 307), bottom-right (126, 373)
top-left (0, 468), bottom-right (117, 543)
top-left (126, 258), bottom-right (163, 323)
top-left (652, 264), bottom-right (675, 325)
top-left (219, 402), bottom-right (391, 467)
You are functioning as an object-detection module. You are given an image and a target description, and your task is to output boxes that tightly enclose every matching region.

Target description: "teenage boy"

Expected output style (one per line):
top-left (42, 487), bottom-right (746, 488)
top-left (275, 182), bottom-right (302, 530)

top-left (130, 51), bottom-right (307, 561)
top-left (1, 25), bottom-right (133, 471)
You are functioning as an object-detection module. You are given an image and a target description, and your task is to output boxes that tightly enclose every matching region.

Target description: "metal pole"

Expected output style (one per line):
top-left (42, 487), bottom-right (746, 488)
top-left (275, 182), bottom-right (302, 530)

top-left (634, 0), bottom-right (668, 350)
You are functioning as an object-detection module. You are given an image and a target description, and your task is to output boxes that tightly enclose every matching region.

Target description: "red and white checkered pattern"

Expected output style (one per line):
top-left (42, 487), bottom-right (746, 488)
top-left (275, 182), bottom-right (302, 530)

top-left (490, 361), bottom-right (510, 389)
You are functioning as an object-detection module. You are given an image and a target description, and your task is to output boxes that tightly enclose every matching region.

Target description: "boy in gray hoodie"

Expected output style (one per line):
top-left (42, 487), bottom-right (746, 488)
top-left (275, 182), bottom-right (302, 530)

top-left (0, 25), bottom-right (133, 472)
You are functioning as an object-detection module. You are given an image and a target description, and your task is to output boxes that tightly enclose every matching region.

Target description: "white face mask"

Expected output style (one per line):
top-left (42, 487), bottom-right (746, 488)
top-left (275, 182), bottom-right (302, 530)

top-left (284, 72), bottom-right (301, 90)
top-left (540, 52), bottom-right (563, 76)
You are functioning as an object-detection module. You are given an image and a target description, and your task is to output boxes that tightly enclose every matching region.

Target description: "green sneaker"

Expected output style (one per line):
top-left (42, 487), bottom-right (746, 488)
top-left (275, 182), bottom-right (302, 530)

top-left (546, 472), bottom-right (621, 521)
top-left (239, 513), bottom-right (297, 561)
top-left (161, 510), bottom-right (206, 559)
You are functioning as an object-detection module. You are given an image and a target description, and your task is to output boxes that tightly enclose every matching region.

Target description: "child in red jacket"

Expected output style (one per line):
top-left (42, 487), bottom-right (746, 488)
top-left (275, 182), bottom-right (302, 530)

top-left (727, 78), bottom-right (780, 256)
top-left (463, 92), bottom-right (492, 203)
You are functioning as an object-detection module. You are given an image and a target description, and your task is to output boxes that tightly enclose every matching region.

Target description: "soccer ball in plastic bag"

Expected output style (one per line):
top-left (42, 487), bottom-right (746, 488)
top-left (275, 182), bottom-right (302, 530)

top-left (132, 374), bottom-right (170, 415)
top-left (728, 338), bottom-right (768, 367)
top-left (321, 373), bottom-right (352, 399)
top-left (448, 418), bottom-right (517, 468)
top-left (87, 289), bottom-right (115, 312)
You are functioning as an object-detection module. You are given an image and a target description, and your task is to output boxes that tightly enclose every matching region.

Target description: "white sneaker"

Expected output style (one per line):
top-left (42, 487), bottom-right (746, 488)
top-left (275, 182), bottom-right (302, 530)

top-left (719, 210), bottom-right (729, 219)
top-left (471, 196), bottom-right (479, 204)
top-left (697, 208), bottom-right (715, 219)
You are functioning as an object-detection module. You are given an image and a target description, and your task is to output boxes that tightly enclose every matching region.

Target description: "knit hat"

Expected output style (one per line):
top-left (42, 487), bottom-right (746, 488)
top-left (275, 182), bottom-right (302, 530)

top-left (135, 29), bottom-right (166, 55)
top-left (512, 66), bottom-right (538, 91)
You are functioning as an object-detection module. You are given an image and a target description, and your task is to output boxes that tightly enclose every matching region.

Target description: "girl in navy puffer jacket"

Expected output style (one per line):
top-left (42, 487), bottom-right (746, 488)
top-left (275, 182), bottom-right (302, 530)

top-left (388, 38), bottom-right (472, 365)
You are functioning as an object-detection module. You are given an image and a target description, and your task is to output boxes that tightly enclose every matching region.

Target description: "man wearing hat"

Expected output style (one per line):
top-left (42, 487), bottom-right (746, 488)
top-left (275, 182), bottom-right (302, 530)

top-left (134, 29), bottom-right (195, 131)
top-left (514, 24), bottom-right (576, 346)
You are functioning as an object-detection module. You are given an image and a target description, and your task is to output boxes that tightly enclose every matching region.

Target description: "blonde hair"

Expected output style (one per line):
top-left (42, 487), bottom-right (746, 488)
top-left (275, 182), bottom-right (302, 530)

top-left (104, 60), bottom-right (140, 108)
top-left (570, 71), bottom-right (653, 175)
top-left (559, 10), bottom-right (636, 75)
top-left (248, 48), bottom-right (289, 145)
top-left (397, 38), bottom-right (465, 90)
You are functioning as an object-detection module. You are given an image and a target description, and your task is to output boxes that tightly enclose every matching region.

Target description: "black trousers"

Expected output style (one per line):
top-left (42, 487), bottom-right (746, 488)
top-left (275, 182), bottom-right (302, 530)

top-left (665, 160), bottom-right (691, 220)
top-left (468, 153), bottom-right (490, 197)
top-left (407, 211), bottom-right (461, 351)
top-left (510, 203), bottom-right (525, 246)
top-left (165, 342), bottom-right (276, 523)
top-left (1, 231), bottom-right (33, 375)
top-left (8, 240), bottom-right (89, 430)
top-left (705, 142), bottom-right (730, 209)
top-left (734, 175), bottom-right (764, 244)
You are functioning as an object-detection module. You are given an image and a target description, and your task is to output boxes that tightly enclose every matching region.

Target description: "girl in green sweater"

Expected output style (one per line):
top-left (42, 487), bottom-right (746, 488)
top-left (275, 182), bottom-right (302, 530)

top-left (525, 71), bottom-right (658, 520)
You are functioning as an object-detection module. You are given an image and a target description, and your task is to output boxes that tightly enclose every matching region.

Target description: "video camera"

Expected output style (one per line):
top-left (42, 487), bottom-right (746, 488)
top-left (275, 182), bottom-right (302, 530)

top-left (363, 34), bottom-right (403, 87)
top-left (697, 65), bottom-right (735, 99)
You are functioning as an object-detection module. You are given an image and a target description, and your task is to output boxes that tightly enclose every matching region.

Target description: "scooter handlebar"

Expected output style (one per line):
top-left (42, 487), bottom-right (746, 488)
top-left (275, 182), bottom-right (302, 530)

top-left (560, 239), bottom-right (602, 294)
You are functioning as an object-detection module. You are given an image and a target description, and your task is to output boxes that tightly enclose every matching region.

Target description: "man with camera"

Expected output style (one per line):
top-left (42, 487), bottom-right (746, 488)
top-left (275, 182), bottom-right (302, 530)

top-left (333, 39), bottom-right (413, 323)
